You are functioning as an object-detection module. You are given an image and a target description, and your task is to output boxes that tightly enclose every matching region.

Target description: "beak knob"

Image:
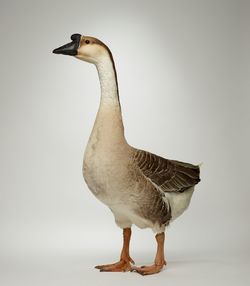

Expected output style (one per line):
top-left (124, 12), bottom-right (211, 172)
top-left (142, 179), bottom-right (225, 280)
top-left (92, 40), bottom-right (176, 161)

top-left (71, 34), bottom-right (81, 41)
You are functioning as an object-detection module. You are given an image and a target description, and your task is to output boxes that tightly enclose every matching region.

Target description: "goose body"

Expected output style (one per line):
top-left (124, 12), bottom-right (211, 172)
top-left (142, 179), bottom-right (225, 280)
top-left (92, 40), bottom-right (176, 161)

top-left (53, 34), bottom-right (200, 275)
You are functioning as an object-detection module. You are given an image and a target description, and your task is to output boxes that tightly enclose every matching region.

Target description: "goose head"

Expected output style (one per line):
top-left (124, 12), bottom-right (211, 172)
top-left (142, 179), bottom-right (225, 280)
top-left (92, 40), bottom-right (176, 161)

top-left (53, 34), bottom-right (111, 64)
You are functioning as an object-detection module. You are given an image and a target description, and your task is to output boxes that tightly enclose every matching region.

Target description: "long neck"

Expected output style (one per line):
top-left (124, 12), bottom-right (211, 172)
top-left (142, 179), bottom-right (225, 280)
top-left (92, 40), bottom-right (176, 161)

top-left (96, 56), bottom-right (120, 108)
top-left (91, 55), bottom-right (125, 145)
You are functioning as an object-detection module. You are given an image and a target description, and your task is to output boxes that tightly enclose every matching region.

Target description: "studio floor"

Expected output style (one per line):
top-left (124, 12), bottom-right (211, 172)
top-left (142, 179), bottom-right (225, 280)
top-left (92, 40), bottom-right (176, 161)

top-left (1, 247), bottom-right (249, 286)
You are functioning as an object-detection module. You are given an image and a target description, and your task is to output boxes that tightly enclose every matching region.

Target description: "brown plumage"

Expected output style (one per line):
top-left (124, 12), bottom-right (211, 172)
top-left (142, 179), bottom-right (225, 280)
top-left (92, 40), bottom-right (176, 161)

top-left (133, 149), bottom-right (200, 193)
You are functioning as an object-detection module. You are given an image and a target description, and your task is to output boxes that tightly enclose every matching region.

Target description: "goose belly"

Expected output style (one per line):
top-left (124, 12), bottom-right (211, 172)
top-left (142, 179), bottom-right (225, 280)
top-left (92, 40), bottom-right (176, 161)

top-left (110, 204), bottom-right (155, 230)
top-left (163, 187), bottom-right (195, 221)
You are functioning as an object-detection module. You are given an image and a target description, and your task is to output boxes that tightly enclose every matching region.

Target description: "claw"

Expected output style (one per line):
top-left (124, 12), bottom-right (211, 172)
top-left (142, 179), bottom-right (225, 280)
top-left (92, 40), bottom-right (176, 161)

top-left (130, 258), bottom-right (135, 265)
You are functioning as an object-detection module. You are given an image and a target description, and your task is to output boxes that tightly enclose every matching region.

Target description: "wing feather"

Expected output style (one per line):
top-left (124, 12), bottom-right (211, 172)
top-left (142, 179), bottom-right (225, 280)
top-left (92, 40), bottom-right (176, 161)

top-left (133, 149), bottom-right (200, 193)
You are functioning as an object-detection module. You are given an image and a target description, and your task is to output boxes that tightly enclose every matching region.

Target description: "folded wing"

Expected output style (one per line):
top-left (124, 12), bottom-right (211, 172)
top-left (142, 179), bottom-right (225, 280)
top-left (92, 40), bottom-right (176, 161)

top-left (133, 149), bottom-right (200, 193)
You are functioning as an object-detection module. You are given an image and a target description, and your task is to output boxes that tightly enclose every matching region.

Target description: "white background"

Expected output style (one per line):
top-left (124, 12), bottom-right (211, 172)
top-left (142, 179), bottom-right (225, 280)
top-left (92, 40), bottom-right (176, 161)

top-left (0, 0), bottom-right (249, 285)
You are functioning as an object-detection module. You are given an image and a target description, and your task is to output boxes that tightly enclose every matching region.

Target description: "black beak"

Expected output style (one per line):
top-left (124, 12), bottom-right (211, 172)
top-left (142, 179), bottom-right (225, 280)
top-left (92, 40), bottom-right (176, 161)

top-left (53, 34), bottom-right (81, 56)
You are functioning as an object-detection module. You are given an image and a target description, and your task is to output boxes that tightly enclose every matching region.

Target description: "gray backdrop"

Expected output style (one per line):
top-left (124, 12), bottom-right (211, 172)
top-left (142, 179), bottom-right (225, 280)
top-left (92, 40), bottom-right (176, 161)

top-left (0, 0), bottom-right (249, 285)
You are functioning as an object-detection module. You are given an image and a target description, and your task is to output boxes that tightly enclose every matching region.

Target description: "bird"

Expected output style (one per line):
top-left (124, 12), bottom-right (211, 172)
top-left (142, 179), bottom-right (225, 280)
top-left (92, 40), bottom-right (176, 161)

top-left (53, 34), bottom-right (200, 275)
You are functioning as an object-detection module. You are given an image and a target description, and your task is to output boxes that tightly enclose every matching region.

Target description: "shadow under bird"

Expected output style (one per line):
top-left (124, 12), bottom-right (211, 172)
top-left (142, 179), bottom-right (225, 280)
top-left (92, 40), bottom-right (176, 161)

top-left (53, 34), bottom-right (201, 275)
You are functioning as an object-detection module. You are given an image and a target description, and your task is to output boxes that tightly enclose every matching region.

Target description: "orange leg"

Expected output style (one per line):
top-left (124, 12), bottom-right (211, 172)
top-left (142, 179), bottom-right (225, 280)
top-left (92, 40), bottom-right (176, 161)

top-left (95, 228), bottom-right (134, 272)
top-left (132, 232), bottom-right (166, 275)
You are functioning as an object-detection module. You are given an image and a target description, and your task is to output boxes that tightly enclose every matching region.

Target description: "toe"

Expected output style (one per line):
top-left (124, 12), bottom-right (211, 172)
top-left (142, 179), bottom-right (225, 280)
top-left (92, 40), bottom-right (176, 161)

top-left (131, 264), bottom-right (164, 275)
top-left (96, 260), bottom-right (132, 272)
top-left (95, 263), bottom-right (115, 270)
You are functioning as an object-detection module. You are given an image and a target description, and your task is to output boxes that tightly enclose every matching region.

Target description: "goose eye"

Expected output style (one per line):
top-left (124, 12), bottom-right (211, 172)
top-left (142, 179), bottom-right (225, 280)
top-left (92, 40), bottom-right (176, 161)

top-left (85, 40), bottom-right (90, 44)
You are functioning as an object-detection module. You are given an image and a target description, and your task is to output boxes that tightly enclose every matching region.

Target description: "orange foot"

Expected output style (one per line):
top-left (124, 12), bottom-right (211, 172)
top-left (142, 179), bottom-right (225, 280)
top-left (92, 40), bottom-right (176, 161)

top-left (95, 257), bottom-right (135, 272)
top-left (131, 261), bottom-right (166, 275)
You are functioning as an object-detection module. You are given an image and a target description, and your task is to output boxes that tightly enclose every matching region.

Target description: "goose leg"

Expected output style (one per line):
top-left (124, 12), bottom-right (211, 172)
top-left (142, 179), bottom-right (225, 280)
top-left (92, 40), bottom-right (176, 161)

top-left (131, 232), bottom-right (166, 275)
top-left (95, 228), bottom-right (134, 272)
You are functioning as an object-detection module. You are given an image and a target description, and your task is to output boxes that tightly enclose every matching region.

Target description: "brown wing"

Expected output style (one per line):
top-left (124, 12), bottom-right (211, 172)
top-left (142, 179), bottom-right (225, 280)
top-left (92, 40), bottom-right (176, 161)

top-left (133, 149), bottom-right (200, 193)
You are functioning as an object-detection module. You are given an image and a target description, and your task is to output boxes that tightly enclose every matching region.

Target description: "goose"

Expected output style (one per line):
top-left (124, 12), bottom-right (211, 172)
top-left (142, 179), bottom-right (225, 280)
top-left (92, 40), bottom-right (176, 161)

top-left (53, 34), bottom-right (200, 275)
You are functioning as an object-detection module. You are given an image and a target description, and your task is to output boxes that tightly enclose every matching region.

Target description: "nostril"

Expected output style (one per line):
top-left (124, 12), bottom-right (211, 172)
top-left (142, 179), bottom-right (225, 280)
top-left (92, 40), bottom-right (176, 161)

top-left (71, 33), bottom-right (81, 41)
